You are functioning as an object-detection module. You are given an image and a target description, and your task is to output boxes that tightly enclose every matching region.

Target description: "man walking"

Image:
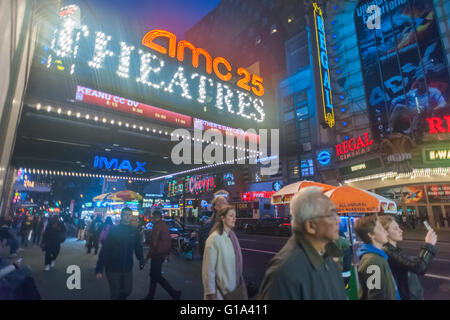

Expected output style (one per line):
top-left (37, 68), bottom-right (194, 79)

top-left (354, 215), bottom-right (400, 300)
top-left (96, 207), bottom-right (145, 300)
top-left (142, 210), bottom-right (181, 300)
top-left (257, 187), bottom-right (348, 300)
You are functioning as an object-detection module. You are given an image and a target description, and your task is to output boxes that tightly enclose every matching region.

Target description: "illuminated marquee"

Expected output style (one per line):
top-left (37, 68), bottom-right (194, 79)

top-left (424, 148), bottom-right (450, 163)
top-left (93, 155), bottom-right (146, 172)
top-left (336, 132), bottom-right (374, 161)
top-left (76, 85), bottom-right (191, 127)
top-left (313, 3), bottom-right (335, 128)
top-left (42, 6), bottom-right (266, 125)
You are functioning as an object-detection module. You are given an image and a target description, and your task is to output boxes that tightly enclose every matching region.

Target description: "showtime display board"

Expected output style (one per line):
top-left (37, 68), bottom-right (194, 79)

top-left (32, 4), bottom-right (267, 130)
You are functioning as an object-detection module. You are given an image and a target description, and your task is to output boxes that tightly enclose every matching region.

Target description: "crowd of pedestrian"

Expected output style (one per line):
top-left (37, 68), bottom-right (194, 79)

top-left (0, 187), bottom-right (440, 300)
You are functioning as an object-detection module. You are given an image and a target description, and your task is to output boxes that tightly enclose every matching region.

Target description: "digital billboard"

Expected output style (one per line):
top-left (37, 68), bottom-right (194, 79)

top-left (355, 0), bottom-right (450, 142)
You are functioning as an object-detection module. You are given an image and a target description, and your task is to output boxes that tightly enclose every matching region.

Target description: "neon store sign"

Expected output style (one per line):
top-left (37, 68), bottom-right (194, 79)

top-left (42, 5), bottom-right (265, 125)
top-left (313, 2), bottom-right (335, 128)
top-left (188, 175), bottom-right (215, 195)
top-left (426, 116), bottom-right (450, 134)
top-left (93, 155), bottom-right (146, 172)
top-left (336, 132), bottom-right (374, 161)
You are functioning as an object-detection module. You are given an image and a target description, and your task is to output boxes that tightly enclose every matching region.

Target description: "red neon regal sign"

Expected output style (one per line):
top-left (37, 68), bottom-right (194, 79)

top-left (336, 132), bottom-right (373, 161)
top-left (426, 115), bottom-right (450, 133)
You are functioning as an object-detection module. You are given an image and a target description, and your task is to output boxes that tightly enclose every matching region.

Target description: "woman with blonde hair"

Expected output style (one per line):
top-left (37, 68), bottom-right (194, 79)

top-left (379, 215), bottom-right (437, 300)
top-left (202, 206), bottom-right (247, 300)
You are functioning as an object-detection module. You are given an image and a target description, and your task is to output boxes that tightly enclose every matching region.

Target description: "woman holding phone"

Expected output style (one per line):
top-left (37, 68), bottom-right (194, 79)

top-left (379, 216), bottom-right (437, 300)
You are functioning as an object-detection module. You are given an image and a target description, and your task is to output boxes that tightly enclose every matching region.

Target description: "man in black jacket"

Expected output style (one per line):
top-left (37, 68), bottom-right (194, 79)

top-left (258, 187), bottom-right (347, 300)
top-left (96, 207), bottom-right (145, 300)
top-left (379, 215), bottom-right (437, 300)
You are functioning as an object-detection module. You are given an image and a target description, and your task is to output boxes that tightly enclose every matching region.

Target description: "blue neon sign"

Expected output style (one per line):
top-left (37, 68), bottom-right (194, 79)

top-left (317, 150), bottom-right (331, 166)
top-left (93, 155), bottom-right (146, 172)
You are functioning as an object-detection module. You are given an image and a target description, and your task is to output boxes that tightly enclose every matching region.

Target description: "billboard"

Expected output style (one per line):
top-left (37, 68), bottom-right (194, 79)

top-left (30, 4), bottom-right (267, 130)
top-left (355, 0), bottom-right (450, 142)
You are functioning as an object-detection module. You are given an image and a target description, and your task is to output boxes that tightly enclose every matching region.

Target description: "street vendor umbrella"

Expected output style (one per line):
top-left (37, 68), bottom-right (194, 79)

top-left (107, 190), bottom-right (143, 202)
top-left (324, 186), bottom-right (397, 214)
top-left (271, 180), bottom-right (336, 205)
top-left (93, 193), bottom-right (112, 202)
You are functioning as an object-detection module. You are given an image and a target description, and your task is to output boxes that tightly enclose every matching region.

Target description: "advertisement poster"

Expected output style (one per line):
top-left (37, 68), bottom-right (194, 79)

top-left (355, 0), bottom-right (450, 141)
top-left (427, 184), bottom-right (450, 202)
top-left (377, 185), bottom-right (426, 204)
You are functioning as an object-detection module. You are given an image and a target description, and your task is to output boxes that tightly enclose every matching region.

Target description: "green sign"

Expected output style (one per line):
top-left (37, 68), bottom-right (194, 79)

top-left (339, 158), bottom-right (381, 176)
top-left (423, 148), bottom-right (450, 164)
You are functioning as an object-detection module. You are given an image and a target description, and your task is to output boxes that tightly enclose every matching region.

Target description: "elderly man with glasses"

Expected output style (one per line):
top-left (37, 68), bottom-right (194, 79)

top-left (257, 187), bottom-right (348, 300)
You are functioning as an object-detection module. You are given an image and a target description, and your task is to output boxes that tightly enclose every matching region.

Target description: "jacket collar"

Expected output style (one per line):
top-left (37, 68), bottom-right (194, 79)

top-left (294, 231), bottom-right (341, 270)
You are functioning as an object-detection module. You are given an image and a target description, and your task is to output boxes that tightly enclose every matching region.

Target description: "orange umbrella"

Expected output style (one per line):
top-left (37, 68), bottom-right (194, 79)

top-left (271, 180), bottom-right (336, 205)
top-left (324, 186), bottom-right (397, 214)
top-left (107, 190), bottom-right (143, 202)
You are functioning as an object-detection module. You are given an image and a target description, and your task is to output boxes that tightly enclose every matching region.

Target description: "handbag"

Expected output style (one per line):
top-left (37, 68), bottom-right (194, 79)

top-left (219, 276), bottom-right (248, 300)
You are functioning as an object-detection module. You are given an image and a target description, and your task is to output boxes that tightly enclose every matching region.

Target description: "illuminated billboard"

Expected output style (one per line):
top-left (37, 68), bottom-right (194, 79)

top-left (355, 0), bottom-right (450, 141)
top-left (31, 4), bottom-right (267, 130)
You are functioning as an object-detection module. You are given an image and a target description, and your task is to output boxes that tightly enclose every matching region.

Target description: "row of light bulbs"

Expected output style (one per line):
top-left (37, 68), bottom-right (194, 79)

top-left (35, 103), bottom-right (262, 155)
top-left (149, 155), bottom-right (254, 182)
top-left (344, 168), bottom-right (450, 184)
top-left (21, 168), bottom-right (151, 181)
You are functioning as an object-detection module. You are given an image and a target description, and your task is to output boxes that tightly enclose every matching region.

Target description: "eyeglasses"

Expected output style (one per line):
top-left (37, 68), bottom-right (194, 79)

top-left (316, 213), bottom-right (340, 220)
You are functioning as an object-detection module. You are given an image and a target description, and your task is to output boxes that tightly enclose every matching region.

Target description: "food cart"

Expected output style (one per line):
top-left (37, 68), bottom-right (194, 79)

top-left (271, 181), bottom-right (397, 300)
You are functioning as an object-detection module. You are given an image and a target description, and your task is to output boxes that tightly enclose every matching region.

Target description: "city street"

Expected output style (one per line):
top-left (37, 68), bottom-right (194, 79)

top-left (14, 232), bottom-right (450, 300)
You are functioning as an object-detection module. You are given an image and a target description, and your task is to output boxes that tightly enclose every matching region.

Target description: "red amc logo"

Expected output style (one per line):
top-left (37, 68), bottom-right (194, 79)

top-left (426, 116), bottom-right (450, 133)
top-left (336, 132), bottom-right (373, 161)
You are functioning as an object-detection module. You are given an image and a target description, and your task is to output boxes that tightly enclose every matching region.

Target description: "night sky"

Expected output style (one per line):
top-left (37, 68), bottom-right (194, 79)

top-left (64, 0), bottom-right (221, 38)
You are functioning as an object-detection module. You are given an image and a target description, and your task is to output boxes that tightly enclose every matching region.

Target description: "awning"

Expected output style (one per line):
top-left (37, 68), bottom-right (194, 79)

top-left (271, 180), bottom-right (336, 205)
top-left (324, 186), bottom-right (397, 214)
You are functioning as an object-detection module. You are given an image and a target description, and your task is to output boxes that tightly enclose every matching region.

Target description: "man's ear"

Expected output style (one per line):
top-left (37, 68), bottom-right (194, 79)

top-left (304, 220), bottom-right (317, 235)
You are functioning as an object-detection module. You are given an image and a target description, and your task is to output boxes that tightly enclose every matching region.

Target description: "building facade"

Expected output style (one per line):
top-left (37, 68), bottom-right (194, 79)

top-left (309, 0), bottom-right (450, 228)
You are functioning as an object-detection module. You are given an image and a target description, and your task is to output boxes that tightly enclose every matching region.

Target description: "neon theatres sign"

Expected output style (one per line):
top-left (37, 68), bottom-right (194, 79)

top-left (336, 132), bottom-right (374, 160)
top-left (42, 6), bottom-right (265, 125)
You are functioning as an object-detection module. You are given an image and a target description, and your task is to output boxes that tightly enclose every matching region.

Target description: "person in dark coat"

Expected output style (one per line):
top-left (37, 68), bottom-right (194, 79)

top-left (20, 216), bottom-right (33, 248)
top-left (87, 215), bottom-right (103, 254)
top-left (379, 215), bottom-right (437, 300)
top-left (41, 216), bottom-right (66, 271)
top-left (0, 218), bottom-right (19, 256)
top-left (257, 187), bottom-right (348, 300)
top-left (354, 215), bottom-right (400, 300)
top-left (142, 210), bottom-right (181, 300)
top-left (32, 216), bottom-right (44, 246)
top-left (95, 207), bottom-right (145, 300)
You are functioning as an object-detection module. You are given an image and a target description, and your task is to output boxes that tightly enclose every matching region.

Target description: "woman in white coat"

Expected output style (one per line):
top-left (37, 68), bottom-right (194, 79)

top-left (202, 206), bottom-right (247, 300)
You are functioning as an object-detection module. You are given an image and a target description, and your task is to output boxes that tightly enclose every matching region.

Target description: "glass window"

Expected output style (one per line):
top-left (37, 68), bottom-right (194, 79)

top-left (284, 111), bottom-right (294, 122)
top-left (294, 91), bottom-right (307, 106)
top-left (296, 106), bottom-right (308, 119)
top-left (262, 17), bottom-right (268, 26)
top-left (300, 159), bottom-right (314, 177)
top-left (255, 35), bottom-right (262, 45)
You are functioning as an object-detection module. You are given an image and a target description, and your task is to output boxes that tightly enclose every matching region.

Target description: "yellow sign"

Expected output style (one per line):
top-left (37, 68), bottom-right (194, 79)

top-left (313, 3), bottom-right (335, 128)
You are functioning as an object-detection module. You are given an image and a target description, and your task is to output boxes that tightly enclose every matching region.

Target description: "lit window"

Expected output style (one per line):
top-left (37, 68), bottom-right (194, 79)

top-left (288, 15), bottom-right (295, 23)
top-left (270, 24), bottom-right (277, 34)
top-left (255, 35), bottom-right (262, 45)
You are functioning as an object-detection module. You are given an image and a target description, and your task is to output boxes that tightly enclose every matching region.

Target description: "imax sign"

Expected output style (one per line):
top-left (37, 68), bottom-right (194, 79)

top-left (93, 156), bottom-right (147, 172)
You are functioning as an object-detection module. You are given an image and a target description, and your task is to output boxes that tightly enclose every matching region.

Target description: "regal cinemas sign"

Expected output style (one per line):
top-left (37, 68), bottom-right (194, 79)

top-left (336, 132), bottom-right (374, 161)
